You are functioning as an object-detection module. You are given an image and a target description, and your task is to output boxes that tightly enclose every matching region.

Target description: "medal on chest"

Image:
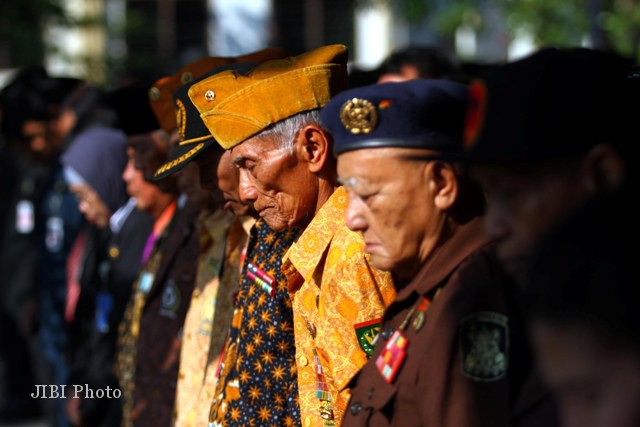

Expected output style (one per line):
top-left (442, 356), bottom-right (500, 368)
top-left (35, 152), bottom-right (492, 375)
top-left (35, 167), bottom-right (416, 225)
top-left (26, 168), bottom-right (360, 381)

top-left (375, 290), bottom-right (440, 383)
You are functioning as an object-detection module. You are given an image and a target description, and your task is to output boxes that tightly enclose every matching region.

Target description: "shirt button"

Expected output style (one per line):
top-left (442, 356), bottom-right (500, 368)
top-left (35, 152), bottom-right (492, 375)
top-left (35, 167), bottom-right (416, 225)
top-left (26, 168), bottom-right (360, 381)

top-left (350, 402), bottom-right (362, 415)
top-left (298, 355), bottom-right (308, 366)
top-left (367, 387), bottom-right (374, 399)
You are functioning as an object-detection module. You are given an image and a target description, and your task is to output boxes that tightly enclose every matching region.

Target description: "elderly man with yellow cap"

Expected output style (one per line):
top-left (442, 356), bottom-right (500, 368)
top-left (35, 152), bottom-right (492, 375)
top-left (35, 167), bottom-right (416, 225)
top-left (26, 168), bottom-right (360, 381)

top-left (151, 48), bottom-right (288, 427)
top-left (320, 80), bottom-right (542, 426)
top-left (188, 44), bottom-right (395, 427)
top-left (112, 56), bottom-right (228, 427)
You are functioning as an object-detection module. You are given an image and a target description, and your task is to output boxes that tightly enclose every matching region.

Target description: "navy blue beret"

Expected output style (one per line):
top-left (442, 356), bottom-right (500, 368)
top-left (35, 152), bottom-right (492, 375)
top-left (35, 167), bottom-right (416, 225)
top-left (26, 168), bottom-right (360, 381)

top-left (320, 79), bottom-right (469, 156)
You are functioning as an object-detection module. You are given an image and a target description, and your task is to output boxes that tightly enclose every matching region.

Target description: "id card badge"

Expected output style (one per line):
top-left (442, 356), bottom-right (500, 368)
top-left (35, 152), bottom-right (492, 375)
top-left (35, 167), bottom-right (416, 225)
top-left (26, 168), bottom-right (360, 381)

top-left (138, 272), bottom-right (154, 294)
top-left (95, 291), bottom-right (114, 333)
top-left (45, 217), bottom-right (64, 252)
top-left (16, 200), bottom-right (34, 234)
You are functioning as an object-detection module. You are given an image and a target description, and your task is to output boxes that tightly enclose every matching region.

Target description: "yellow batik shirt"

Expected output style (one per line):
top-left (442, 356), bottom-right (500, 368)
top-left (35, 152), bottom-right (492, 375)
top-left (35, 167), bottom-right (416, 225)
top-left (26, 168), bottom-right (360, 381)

top-left (173, 209), bottom-right (247, 427)
top-left (281, 186), bottom-right (396, 427)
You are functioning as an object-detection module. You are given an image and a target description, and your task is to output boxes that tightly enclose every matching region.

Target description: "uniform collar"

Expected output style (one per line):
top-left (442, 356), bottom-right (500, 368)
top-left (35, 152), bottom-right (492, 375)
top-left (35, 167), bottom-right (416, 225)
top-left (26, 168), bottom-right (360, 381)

top-left (396, 217), bottom-right (489, 301)
top-left (282, 186), bottom-right (348, 292)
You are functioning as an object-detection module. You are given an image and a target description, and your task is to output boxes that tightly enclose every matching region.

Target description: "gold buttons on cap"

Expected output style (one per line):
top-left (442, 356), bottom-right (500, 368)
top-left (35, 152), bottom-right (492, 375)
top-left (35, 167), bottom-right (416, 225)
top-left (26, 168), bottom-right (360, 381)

top-left (205, 90), bottom-right (215, 101)
top-left (340, 98), bottom-right (378, 134)
top-left (109, 246), bottom-right (120, 259)
top-left (148, 87), bottom-right (161, 101)
top-left (181, 71), bottom-right (193, 84)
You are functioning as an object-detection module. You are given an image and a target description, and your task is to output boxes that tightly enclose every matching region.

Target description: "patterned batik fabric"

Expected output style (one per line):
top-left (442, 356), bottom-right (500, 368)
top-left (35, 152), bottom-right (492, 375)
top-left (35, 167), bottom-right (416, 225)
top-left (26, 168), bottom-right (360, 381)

top-left (174, 209), bottom-right (247, 427)
top-left (209, 219), bottom-right (302, 427)
top-left (281, 186), bottom-right (396, 427)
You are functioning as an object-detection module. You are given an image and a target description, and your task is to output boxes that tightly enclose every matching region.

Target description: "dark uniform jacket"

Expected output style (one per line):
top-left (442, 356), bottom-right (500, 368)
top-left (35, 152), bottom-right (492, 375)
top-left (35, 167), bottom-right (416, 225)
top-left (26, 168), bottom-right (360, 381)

top-left (343, 218), bottom-right (558, 427)
top-left (132, 198), bottom-right (199, 426)
top-left (69, 204), bottom-right (152, 427)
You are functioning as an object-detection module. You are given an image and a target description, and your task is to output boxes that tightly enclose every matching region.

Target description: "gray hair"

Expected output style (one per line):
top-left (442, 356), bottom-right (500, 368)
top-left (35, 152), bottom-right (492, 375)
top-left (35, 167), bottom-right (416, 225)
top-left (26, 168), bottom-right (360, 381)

top-left (257, 109), bottom-right (324, 153)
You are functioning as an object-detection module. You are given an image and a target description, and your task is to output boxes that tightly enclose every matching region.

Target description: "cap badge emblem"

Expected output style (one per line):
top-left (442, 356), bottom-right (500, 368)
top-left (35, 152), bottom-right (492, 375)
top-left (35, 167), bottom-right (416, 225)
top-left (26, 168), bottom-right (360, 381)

top-left (340, 98), bottom-right (378, 134)
top-left (205, 89), bottom-right (215, 102)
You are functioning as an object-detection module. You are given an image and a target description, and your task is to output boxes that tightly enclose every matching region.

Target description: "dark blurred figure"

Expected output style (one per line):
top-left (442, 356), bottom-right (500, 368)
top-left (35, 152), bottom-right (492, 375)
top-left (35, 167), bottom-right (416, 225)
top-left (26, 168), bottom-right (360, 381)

top-left (525, 191), bottom-right (640, 427)
top-left (0, 67), bottom-right (80, 423)
top-left (377, 45), bottom-right (457, 83)
top-left (463, 47), bottom-right (640, 427)
top-left (465, 47), bottom-right (638, 283)
top-left (111, 79), bottom-right (199, 427)
top-left (60, 119), bottom-right (134, 427)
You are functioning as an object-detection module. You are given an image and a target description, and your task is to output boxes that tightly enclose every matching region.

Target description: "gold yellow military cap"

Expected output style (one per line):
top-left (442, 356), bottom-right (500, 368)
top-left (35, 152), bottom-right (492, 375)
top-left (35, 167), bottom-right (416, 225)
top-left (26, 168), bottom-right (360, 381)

top-left (187, 44), bottom-right (349, 149)
top-left (149, 48), bottom-right (287, 133)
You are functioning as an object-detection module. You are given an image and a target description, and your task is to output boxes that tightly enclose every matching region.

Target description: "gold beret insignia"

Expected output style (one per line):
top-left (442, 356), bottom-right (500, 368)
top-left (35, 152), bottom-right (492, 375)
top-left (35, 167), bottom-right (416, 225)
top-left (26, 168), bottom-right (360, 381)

top-left (340, 98), bottom-right (378, 135)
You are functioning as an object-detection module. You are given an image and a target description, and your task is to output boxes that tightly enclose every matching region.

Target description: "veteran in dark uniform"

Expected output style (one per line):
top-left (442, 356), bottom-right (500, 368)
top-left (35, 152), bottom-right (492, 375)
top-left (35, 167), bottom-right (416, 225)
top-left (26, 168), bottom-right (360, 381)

top-left (110, 76), bottom-right (201, 427)
top-left (321, 80), bottom-right (551, 427)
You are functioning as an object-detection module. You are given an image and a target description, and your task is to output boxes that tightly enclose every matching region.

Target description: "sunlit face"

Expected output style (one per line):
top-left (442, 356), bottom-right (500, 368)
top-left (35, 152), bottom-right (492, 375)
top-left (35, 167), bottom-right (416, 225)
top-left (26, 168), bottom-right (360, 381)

top-left (337, 147), bottom-right (444, 280)
top-left (123, 147), bottom-right (173, 218)
top-left (214, 150), bottom-right (253, 217)
top-left (230, 134), bottom-right (318, 231)
top-left (533, 321), bottom-right (640, 427)
top-left (472, 161), bottom-right (590, 279)
top-left (69, 182), bottom-right (111, 228)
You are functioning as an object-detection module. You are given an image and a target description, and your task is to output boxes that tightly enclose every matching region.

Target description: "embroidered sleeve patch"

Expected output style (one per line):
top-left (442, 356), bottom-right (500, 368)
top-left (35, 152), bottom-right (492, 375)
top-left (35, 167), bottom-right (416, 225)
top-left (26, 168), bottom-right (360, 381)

top-left (459, 311), bottom-right (508, 381)
top-left (354, 318), bottom-right (382, 357)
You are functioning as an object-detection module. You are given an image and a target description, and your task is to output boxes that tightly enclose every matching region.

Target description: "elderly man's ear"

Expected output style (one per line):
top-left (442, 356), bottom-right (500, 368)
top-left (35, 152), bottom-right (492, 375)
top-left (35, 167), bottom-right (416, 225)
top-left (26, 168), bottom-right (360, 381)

top-left (425, 162), bottom-right (459, 211)
top-left (295, 124), bottom-right (332, 173)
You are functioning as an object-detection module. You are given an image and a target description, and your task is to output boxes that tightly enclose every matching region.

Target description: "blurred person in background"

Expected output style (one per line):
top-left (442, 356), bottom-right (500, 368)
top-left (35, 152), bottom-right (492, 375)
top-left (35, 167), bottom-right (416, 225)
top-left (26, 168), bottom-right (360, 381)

top-left (111, 77), bottom-right (200, 427)
top-left (0, 67), bottom-right (80, 423)
top-left (376, 45), bottom-right (457, 83)
top-left (525, 193), bottom-right (640, 427)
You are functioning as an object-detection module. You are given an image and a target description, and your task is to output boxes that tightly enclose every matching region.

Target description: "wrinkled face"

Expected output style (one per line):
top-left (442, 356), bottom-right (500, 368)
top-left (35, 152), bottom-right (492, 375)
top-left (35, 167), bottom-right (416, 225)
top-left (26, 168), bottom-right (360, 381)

top-left (123, 147), bottom-right (173, 217)
top-left (337, 148), bottom-right (442, 280)
top-left (69, 182), bottom-right (111, 228)
top-left (230, 134), bottom-right (318, 231)
top-left (472, 161), bottom-right (589, 279)
top-left (533, 321), bottom-right (640, 427)
top-left (214, 150), bottom-right (253, 217)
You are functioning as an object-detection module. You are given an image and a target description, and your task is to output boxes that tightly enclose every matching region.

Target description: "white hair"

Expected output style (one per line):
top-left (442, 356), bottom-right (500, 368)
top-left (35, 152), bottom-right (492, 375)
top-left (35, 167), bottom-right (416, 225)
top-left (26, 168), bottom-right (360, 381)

top-left (257, 109), bottom-right (324, 153)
